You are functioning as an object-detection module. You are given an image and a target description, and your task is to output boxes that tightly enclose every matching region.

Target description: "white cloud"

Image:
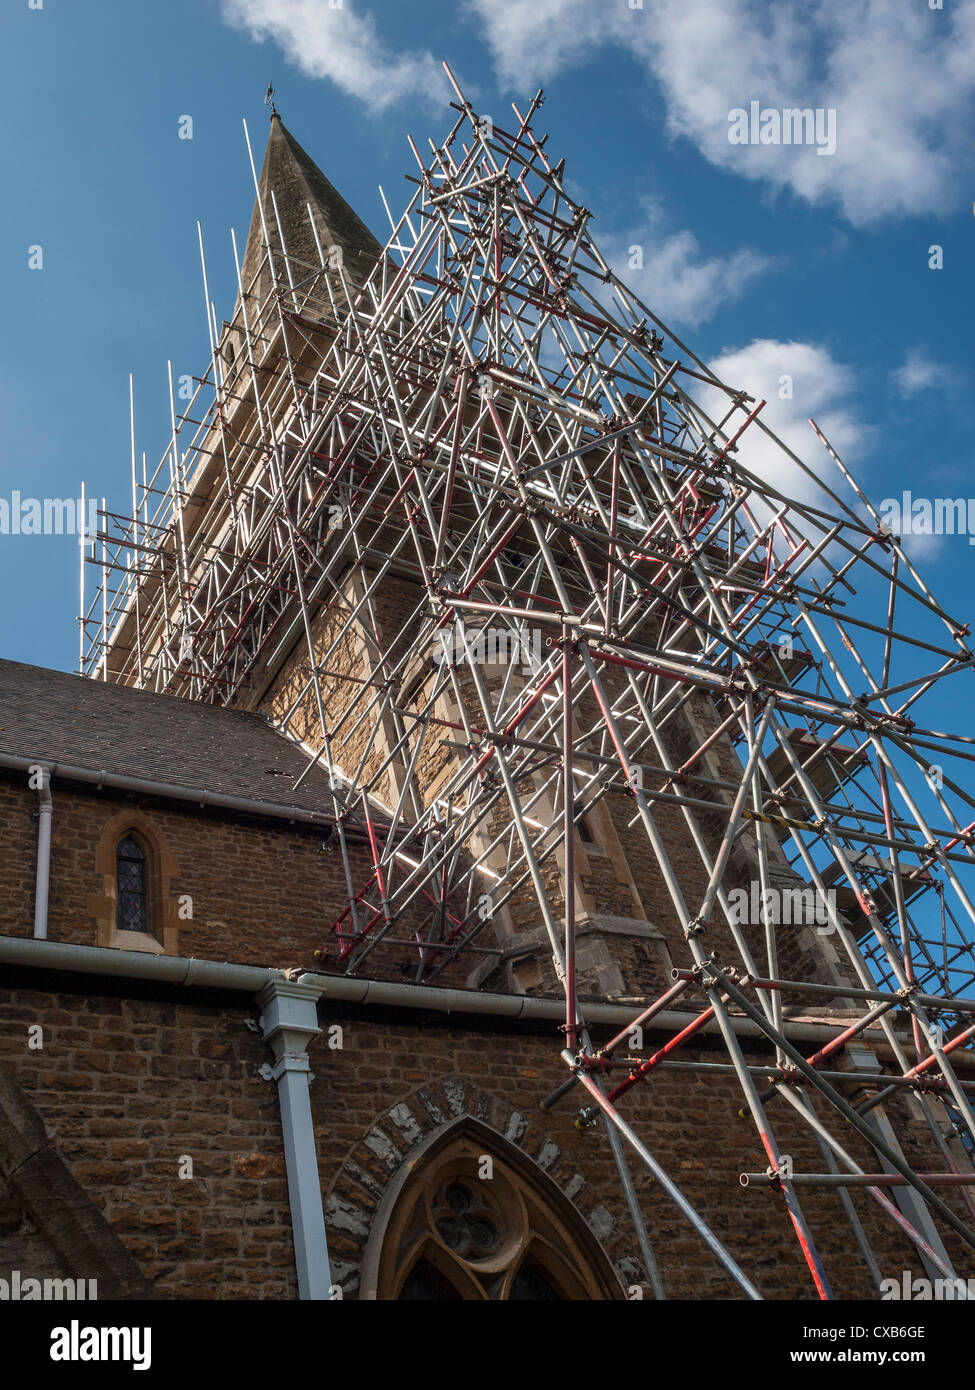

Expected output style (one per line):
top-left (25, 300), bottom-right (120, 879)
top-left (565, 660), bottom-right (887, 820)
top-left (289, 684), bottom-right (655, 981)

top-left (464, 0), bottom-right (610, 89)
top-left (467, 0), bottom-right (975, 226)
top-left (893, 347), bottom-right (959, 398)
top-left (220, 0), bottom-right (447, 111)
top-left (699, 339), bottom-right (867, 518)
top-left (893, 348), bottom-right (939, 398)
top-left (601, 202), bottom-right (771, 328)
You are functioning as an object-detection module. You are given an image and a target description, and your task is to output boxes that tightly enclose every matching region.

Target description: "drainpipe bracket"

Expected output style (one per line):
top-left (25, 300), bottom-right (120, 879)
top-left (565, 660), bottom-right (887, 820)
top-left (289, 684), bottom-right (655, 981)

top-left (259, 1051), bottom-right (313, 1083)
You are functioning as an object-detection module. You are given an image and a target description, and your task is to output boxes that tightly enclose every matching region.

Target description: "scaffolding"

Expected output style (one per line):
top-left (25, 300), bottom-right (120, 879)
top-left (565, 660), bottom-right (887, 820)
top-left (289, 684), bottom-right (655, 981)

top-left (80, 67), bottom-right (975, 1299)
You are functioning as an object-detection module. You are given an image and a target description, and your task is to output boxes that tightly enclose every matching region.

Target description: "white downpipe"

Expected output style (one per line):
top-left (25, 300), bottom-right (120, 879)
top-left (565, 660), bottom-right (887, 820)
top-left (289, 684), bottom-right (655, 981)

top-left (33, 768), bottom-right (52, 939)
top-left (256, 980), bottom-right (333, 1300)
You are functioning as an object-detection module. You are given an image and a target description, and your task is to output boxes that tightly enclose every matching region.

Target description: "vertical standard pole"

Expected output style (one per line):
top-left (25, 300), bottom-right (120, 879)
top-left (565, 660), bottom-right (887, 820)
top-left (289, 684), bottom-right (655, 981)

top-left (129, 375), bottom-right (144, 686)
top-left (813, 1129), bottom-right (884, 1293)
top-left (600, 1092), bottom-right (667, 1301)
top-left (570, 1060), bottom-right (763, 1300)
top-left (100, 497), bottom-right (108, 681)
top-left (563, 625), bottom-right (579, 1052)
top-left (78, 479), bottom-right (86, 675)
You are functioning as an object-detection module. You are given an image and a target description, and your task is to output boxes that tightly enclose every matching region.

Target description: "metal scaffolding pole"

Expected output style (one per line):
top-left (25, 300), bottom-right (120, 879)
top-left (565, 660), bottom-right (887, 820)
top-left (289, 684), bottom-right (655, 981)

top-left (83, 70), bottom-right (975, 1299)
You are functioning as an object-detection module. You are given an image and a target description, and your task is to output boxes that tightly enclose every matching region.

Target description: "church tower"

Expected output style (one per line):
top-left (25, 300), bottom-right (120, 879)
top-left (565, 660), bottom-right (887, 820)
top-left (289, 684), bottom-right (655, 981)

top-left (77, 83), bottom-right (975, 1300)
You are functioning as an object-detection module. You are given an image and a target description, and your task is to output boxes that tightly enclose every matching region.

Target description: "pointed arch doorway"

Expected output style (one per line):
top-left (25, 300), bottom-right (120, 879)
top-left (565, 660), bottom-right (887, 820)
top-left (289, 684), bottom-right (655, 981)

top-left (359, 1117), bottom-right (622, 1300)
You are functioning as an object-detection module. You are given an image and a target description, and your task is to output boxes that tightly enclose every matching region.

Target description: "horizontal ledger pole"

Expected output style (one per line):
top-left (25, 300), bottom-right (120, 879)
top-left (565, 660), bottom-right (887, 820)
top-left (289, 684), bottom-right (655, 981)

top-left (740, 1172), bottom-right (975, 1189)
top-left (704, 964), bottom-right (975, 1255)
top-left (672, 967), bottom-right (975, 1017)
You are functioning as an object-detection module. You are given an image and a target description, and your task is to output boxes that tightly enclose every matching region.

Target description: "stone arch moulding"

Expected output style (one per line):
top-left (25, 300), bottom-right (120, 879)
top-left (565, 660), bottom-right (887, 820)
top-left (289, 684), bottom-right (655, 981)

top-left (325, 1077), bottom-right (629, 1300)
top-left (360, 1117), bottom-right (623, 1300)
top-left (88, 808), bottom-right (181, 955)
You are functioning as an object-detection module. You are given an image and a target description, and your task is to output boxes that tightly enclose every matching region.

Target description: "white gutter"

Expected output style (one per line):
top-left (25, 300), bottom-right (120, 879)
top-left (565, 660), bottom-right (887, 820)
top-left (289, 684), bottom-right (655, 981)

top-left (0, 934), bottom-right (947, 1058)
top-left (32, 767), bottom-right (52, 940)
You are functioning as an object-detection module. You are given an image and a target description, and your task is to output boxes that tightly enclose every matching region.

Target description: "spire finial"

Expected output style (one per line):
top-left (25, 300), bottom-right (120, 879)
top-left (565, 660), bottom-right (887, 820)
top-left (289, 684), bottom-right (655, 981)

top-left (264, 83), bottom-right (278, 118)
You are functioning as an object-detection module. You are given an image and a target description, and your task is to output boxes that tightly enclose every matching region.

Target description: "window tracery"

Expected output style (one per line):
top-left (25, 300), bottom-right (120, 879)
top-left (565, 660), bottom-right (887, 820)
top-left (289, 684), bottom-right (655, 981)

top-left (372, 1125), bottom-right (620, 1301)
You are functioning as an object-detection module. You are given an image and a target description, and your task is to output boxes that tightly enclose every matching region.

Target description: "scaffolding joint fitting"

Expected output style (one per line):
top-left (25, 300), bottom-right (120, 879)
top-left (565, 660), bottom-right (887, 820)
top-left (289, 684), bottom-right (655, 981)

top-left (583, 1053), bottom-right (612, 1074)
top-left (574, 1107), bottom-right (599, 1132)
top-left (684, 917), bottom-right (707, 939)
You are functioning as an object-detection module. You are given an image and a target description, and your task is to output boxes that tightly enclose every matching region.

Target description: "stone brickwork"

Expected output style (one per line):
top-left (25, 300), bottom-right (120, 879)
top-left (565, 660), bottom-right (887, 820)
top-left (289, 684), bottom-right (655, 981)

top-left (1, 973), bottom-right (972, 1300)
top-left (0, 771), bottom-right (377, 975)
top-left (0, 985), bottom-right (295, 1300)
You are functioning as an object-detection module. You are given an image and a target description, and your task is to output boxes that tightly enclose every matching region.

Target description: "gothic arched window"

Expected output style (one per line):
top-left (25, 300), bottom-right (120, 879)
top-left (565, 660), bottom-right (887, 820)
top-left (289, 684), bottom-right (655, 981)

top-left (364, 1119), bottom-right (622, 1301)
top-left (116, 835), bottom-right (150, 934)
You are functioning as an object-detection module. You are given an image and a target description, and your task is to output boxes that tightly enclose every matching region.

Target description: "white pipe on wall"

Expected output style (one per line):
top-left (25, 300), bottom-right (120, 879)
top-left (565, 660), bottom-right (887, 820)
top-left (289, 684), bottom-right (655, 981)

top-left (32, 767), bottom-right (52, 940)
top-left (256, 980), bottom-right (333, 1301)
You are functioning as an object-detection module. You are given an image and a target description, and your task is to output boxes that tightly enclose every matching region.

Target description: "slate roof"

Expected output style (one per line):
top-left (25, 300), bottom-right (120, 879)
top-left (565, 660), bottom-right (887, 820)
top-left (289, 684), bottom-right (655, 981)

top-left (0, 657), bottom-right (339, 815)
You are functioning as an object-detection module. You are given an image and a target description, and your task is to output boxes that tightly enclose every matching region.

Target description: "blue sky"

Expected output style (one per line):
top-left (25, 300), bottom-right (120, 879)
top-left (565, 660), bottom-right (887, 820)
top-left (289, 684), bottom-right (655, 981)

top-left (1, 0), bottom-right (973, 676)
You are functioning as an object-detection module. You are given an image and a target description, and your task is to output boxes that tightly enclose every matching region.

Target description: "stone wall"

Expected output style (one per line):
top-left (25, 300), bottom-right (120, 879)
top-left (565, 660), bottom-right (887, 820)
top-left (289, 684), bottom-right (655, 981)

top-left (0, 772), bottom-right (380, 975)
top-left (2, 975), bottom-right (970, 1301)
top-left (0, 983), bottom-right (294, 1300)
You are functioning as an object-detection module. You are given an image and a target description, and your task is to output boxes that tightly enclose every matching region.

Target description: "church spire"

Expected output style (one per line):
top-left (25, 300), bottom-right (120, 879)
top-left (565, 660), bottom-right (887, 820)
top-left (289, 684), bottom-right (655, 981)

top-left (239, 115), bottom-right (382, 311)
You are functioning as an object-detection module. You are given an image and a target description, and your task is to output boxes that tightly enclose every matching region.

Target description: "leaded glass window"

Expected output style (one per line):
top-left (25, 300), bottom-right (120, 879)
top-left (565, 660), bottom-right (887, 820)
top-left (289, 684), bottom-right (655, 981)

top-left (116, 836), bottom-right (149, 933)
